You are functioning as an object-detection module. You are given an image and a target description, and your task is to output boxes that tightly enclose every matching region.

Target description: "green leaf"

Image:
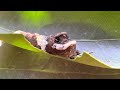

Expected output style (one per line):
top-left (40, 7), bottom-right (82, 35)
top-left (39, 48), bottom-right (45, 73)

top-left (18, 11), bottom-right (52, 28)
top-left (51, 11), bottom-right (120, 38)
top-left (1, 41), bottom-right (120, 79)
top-left (1, 68), bottom-right (120, 79)
top-left (0, 34), bottom-right (41, 52)
top-left (0, 34), bottom-right (116, 69)
top-left (75, 52), bottom-right (111, 69)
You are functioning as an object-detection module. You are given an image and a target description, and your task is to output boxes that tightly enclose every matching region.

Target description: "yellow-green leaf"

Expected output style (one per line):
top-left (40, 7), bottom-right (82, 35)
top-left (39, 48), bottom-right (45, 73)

top-left (74, 52), bottom-right (111, 68)
top-left (0, 34), bottom-right (116, 69)
top-left (0, 34), bottom-right (41, 52)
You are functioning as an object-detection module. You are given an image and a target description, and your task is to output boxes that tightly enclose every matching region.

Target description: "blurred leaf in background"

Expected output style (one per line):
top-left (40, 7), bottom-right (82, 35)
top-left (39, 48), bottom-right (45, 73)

top-left (0, 11), bottom-right (120, 38)
top-left (17, 11), bottom-right (52, 28)
top-left (51, 11), bottom-right (120, 38)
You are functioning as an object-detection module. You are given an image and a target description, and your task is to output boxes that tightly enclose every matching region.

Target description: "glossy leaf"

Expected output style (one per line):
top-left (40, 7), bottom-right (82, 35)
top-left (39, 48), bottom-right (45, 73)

top-left (0, 34), bottom-right (41, 52)
top-left (0, 34), bottom-right (115, 69)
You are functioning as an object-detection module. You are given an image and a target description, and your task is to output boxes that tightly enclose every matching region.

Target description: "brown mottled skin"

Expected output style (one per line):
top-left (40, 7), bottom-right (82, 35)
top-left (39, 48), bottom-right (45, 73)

top-left (45, 32), bottom-right (80, 59)
top-left (14, 31), bottom-right (80, 59)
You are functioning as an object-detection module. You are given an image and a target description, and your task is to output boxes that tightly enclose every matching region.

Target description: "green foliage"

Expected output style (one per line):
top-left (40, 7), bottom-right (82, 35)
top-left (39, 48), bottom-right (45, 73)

top-left (52, 11), bottom-right (120, 38)
top-left (0, 34), bottom-right (113, 69)
top-left (18, 11), bottom-right (52, 28)
top-left (0, 34), bottom-right (40, 52)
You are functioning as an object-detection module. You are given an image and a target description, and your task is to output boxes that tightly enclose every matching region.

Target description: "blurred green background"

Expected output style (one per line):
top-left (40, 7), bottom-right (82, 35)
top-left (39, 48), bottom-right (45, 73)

top-left (0, 11), bottom-right (120, 38)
